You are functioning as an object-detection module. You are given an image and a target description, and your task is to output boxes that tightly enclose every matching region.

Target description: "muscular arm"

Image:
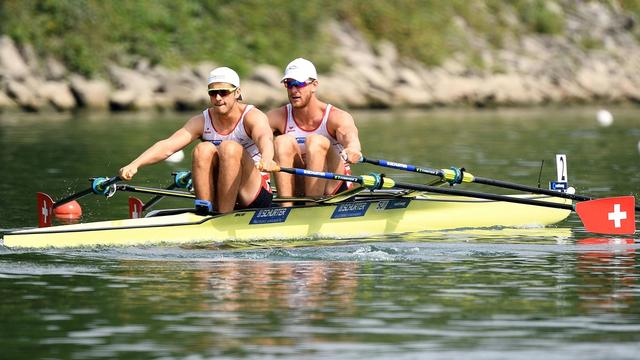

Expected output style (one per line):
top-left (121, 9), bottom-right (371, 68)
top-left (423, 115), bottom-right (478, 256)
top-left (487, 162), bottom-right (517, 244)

top-left (330, 110), bottom-right (362, 164)
top-left (119, 115), bottom-right (204, 180)
top-left (246, 109), bottom-right (277, 171)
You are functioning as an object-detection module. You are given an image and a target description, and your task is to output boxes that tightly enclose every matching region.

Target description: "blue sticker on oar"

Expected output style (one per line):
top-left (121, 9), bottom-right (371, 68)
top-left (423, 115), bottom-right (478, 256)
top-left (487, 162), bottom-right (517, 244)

top-left (250, 208), bottom-right (292, 224)
top-left (331, 202), bottom-right (370, 218)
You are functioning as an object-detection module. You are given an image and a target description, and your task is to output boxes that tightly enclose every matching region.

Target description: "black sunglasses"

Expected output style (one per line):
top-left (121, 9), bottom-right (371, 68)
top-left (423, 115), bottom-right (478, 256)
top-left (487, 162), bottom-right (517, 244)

top-left (208, 88), bottom-right (236, 97)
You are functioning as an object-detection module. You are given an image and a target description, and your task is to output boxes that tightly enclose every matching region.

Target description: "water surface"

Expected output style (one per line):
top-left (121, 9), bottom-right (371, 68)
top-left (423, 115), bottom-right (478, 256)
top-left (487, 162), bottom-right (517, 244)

top-left (1, 107), bottom-right (639, 359)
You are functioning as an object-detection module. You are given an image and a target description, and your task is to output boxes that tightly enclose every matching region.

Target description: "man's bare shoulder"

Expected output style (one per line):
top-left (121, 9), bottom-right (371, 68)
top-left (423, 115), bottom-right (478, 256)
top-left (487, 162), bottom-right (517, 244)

top-left (245, 105), bottom-right (268, 122)
top-left (266, 105), bottom-right (287, 120)
top-left (328, 105), bottom-right (355, 123)
top-left (266, 105), bottom-right (287, 133)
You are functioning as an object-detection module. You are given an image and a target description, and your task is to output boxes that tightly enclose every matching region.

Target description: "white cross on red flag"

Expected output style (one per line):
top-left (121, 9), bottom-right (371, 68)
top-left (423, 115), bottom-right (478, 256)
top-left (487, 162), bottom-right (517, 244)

top-left (576, 196), bottom-right (636, 235)
top-left (129, 197), bottom-right (144, 219)
top-left (37, 192), bottom-right (55, 227)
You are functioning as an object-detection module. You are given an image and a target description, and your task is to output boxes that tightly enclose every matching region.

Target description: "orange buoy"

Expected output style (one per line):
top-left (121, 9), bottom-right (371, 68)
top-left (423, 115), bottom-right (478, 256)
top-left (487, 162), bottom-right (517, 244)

top-left (53, 200), bottom-right (83, 220)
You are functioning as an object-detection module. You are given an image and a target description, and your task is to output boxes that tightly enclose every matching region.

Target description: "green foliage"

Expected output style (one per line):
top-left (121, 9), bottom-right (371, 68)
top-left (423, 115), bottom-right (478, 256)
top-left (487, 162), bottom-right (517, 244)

top-left (513, 0), bottom-right (565, 34)
top-left (335, 1), bottom-right (459, 66)
top-left (0, 0), bottom-right (575, 76)
top-left (0, 0), bottom-right (331, 76)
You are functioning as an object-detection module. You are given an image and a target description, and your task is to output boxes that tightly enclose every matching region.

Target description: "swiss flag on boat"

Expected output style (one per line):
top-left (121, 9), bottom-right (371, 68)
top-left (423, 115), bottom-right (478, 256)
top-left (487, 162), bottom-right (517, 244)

top-left (576, 196), bottom-right (636, 235)
top-left (129, 197), bottom-right (144, 219)
top-left (37, 192), bottom-right (54, 228)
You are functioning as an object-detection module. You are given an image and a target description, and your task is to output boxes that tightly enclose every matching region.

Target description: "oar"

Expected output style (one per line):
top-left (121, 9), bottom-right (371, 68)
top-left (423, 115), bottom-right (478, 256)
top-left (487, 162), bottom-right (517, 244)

top-left (38, 176), bottom-right (121, 227)
top-left (139, 171), bottom-right (193, 211)
top-left (360, 156), bottom-right (640, 211)
top-left (117, 184), bottom-right (195, 199)
top-left (53, 176), bottom-right (121, 207)
top-left (125, 171), bottom-right (193, 218)
top-left (274, 166), bottom-right (636, 235)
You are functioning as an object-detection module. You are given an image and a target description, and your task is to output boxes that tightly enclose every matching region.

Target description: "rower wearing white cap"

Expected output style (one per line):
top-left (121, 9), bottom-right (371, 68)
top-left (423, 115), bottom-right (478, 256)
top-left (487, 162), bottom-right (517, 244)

top-left (119, 66), bottom-right (276, 214)
top-left (267, 58), bottom-right (362, 205)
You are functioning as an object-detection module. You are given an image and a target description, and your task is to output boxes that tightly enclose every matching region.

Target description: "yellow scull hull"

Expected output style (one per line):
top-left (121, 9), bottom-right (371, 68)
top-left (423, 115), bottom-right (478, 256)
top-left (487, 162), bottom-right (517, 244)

top-left (2, 194), bottom-right (572, 248)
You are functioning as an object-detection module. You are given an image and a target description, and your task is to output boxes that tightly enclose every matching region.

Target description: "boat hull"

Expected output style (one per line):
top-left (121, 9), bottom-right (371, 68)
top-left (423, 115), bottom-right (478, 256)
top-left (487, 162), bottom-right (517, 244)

top-left (2, 194), bottom-right (572, 248)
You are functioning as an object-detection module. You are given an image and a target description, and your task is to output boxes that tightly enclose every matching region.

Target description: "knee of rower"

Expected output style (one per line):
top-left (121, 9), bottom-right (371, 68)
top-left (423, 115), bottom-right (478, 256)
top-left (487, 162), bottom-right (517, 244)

top-left (274, 134), bottom-right (298, 158)
top-left (192, 142), bottom-right (216, 162)
top-left (217, 140), bottom-right (243, 160)
top-left (305, 134), bottom-right (330, 153)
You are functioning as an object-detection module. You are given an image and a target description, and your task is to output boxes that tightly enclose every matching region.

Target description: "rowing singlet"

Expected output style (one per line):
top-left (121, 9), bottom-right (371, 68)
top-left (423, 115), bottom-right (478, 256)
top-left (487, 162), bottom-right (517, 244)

top-left (284, 103), bottom-right (344, 156)
top-left (201, 105), bottom-right (261, 161)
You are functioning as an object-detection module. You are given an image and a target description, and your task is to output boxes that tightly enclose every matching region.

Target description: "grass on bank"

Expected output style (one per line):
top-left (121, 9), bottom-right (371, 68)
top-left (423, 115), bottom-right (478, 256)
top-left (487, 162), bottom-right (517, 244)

top-left (0, 0), bottom-right (634, 77)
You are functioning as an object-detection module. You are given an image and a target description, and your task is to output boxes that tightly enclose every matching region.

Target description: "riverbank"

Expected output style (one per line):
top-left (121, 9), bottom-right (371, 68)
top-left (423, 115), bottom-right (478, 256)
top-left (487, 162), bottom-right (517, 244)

top-left (1, 2), bottom-right (639, 112)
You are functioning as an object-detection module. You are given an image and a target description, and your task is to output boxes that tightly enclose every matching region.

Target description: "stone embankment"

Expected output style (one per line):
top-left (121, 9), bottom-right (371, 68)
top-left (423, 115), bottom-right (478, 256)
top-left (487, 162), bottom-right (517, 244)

top-left (0, 2), bottom-right (638, 112)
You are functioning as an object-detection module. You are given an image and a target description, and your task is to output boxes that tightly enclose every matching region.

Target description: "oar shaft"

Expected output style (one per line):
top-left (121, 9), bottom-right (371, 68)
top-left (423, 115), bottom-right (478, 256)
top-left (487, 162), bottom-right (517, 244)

top-left (364, 158), bottom-right (444, 177)
top-left (141, 184), bottom-right (177, 211)
top-left (116, 184), bottom-right (195, 199)
top-left (364, 156), bottom-right (640, 211)
top-left (276, 166), bottom-right (573, 211)
top-left (277, 166), bottom-right (363, 184)
top-left (473, 176), bottom-right (588, 200)
top-left (394, 181), bottom-right (574, 211)
top-left (474, 176), bottom-right (640, 211)
top-left (53, 176), bottom-right (121, 208)
top-left (142, 171), bottom-right (192, 211)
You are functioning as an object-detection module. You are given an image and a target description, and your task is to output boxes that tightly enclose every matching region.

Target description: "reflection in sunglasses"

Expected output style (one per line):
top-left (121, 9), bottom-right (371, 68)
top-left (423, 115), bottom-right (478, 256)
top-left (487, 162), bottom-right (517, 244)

top-left (284, 80), bottom-right (311, 89)
top-left (208, 88), bottom-right (236, 97)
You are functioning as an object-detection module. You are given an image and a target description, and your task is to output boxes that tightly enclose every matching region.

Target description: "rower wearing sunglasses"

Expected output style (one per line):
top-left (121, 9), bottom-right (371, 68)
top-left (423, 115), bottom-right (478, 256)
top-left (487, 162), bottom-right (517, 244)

top-left (267, 58), bottom-right (362, 205)
top-left (119, 66), bottom-right (276, 214)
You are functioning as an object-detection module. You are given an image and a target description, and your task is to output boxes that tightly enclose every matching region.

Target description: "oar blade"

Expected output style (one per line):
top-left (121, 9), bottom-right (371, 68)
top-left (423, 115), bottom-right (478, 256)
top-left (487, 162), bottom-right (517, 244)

top-left (37, 192), bottom-right (54, 228)
top-left (576, 196), bottom-right (636, 235)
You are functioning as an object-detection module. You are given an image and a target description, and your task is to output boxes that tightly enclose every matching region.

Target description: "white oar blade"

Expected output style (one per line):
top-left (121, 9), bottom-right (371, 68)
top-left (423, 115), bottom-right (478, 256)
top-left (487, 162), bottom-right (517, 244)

top-left (575, 196), bottom-right (636, 235)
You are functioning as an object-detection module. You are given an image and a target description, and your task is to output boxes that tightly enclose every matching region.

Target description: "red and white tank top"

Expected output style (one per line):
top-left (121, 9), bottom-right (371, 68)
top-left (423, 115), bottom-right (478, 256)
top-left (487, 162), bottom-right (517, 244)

top-left (284, 103), bottom-right (344, 156)
top-left (201, 105), bottom-right (261, 161)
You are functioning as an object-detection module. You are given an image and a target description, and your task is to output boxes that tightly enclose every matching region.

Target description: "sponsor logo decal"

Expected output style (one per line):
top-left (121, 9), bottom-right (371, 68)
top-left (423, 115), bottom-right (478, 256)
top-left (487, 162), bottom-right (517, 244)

top-left (376, 198), bottom-right (411, 210)
top-left (331, 202), bottom-right (370, 218)
top-left (250, 207), bottom-right (292, 224)
top-left (387, 161), bottom-right (409, 169)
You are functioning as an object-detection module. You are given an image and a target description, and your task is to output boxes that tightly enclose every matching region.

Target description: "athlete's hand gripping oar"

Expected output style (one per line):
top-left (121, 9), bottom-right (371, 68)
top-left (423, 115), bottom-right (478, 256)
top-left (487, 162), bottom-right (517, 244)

top-left (37, 176), bottom-right (122, 227)
top-left (361, 156), bottom-right (640, 211)
top-left (273, 166), bottom-right (636, 235)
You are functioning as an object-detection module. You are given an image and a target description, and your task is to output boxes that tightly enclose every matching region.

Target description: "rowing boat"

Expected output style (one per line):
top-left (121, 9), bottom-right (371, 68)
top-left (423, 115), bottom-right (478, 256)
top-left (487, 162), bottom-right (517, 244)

top-left (2, 154), bottom-right (636, 249)
top-left (2, 191), bottom-right (572, 248)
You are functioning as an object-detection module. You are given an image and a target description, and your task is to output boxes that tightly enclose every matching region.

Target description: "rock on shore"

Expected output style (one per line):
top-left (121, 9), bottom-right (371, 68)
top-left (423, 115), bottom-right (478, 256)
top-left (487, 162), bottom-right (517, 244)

top-left (0, 2), bottom-right (638, 112)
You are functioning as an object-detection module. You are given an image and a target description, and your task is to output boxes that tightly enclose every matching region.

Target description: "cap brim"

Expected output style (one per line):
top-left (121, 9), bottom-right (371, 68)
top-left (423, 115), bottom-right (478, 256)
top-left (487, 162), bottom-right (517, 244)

top-left (281, 70), bottom-right (310, 82)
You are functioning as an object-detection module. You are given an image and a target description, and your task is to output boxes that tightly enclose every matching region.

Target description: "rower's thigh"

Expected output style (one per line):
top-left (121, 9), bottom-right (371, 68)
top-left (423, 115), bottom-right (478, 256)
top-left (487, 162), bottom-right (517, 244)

top-left (325, 147), bottom-right (344, 174)
top-left (239, 149), bottom-right (261, 187)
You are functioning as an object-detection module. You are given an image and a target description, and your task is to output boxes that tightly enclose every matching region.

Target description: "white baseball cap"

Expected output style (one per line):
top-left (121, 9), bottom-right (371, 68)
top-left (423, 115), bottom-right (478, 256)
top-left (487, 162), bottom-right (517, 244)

top-left (207, 67), bottom-right (240, 87)
top-left (281, 58), bottom-right (317, 82)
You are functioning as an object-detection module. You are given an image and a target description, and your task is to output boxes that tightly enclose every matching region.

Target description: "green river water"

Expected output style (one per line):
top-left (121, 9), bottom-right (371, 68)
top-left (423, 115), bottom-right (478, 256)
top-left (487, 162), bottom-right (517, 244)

top-left (0, 107), bottom-right (639, 359)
